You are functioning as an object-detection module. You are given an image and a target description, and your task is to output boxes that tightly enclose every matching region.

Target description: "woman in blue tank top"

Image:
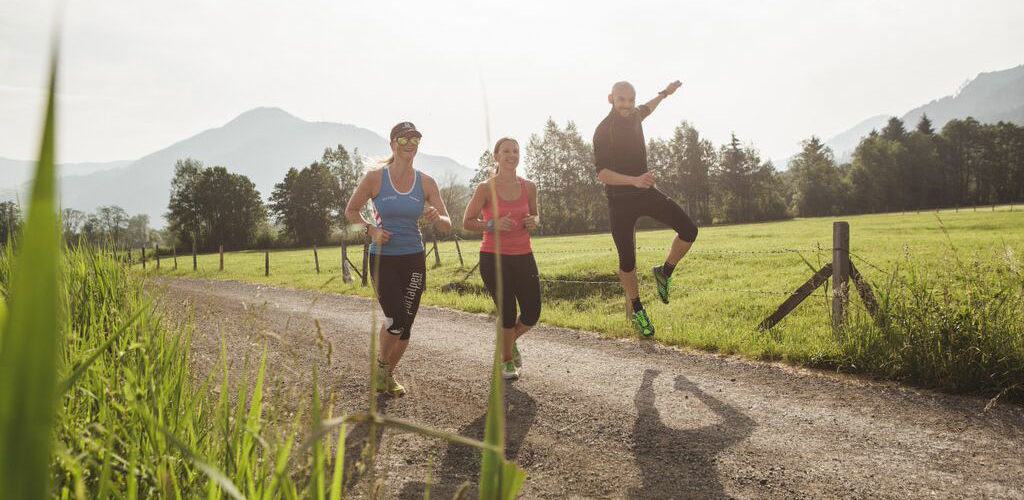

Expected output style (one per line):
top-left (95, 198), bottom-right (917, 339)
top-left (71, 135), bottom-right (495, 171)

top-left (345, 122), bottom-right (451, 397)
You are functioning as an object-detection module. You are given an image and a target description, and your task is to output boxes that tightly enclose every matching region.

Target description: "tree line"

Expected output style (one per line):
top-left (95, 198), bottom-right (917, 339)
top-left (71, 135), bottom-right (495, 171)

top-left (165, 145), bottom-right (364, 252)
top-left (468, 119), bottom-right (788, 236)
top-left (786, 115), bottom-right (1024, 216)
top-left (1, 200), bottom-right (158, 249)
top-left (25, 114), bottom-right (1009, 253)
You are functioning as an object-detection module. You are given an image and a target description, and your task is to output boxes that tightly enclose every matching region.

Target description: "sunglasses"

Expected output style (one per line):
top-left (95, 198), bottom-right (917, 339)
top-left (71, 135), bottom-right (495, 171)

top-left (395, 137), bottom-right (421, 146)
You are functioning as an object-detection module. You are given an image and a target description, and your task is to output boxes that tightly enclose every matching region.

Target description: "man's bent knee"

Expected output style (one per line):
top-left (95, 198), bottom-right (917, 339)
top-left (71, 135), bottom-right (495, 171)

top-left (678, 225), bottom-right (698, 244)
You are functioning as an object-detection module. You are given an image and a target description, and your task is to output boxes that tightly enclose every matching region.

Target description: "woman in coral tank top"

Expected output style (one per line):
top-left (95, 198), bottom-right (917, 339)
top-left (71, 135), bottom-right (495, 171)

top-left (462, 137), bottom-right (540, 381)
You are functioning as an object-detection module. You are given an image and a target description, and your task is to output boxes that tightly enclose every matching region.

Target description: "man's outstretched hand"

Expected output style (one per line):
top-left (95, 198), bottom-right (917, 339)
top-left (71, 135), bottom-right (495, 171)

top-left (663, 80), bottom-right (682, 96)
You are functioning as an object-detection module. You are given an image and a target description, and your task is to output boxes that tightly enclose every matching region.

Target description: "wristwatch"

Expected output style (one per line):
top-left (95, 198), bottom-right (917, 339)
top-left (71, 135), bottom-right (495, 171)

top-left (658, 90), bottom-right (668, 98)
top-left (486, 219), bottom-right (495, 232)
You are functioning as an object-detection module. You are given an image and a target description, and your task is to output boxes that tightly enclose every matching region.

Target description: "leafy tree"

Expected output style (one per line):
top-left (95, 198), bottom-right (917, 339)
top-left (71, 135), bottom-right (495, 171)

top-left (713, 134), bottom-right (787, 223)
top-left (916, 114), bottom-right (935, 135)
top-left (438, 173), bottom-right (472, 234)
top-left (167, 159), bottom-right (265, 251)
top-left (96, 205), bottom-right (129, 244)
top-left (166, 159), bottom-right (205, 249)
top-left (903, 128), bottom-right (940, 210)
top-left (197, 166), bottom-right (266, 250)
top-left (881, 117), bottom-right (907, 142)
top-left (525, 119), bottom-right (603, 234)
top-left (470, 150), bottom-right (493, 186)
top-left (125, 214), bottom-right (151, 248)
top-left (269, 162), bottom-right (342, 246)
top-left (60, 208), bottom-right (84, 243)
top-left (848, 135), bottom-right (906, 213)
top-left (713, 134), bottom-right (752, 222)
top-left (788, 136), bottom-right (844, 216)
top-left (317, 144), bottom-right (365, 229)
top-left (672, 122), bottom-right (715, 225)
top-left (937, 118), bottom-right (983, 207)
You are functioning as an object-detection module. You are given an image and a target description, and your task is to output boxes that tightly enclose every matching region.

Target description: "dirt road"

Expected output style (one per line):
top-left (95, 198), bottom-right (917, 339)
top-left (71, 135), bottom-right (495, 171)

top-left (153, 278), bottom-right (1024, 499)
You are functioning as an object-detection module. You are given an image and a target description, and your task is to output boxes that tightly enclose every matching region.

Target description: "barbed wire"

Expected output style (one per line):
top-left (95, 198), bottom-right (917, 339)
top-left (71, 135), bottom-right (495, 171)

top-left (848, 251), bottom-right (891, 276)
top-left (534, 277), bottom-right (817, 296)
top-left (427, 245), bottom-right (828, 256)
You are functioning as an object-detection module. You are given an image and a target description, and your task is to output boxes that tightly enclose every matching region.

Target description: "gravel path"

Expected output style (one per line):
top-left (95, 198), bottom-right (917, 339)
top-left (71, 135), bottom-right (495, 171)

top-left (153, 277), bottom-right (1024, 499)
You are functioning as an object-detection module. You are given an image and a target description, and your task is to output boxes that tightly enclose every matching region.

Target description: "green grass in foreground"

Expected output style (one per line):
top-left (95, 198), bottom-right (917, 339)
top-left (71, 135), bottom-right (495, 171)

top-left (150, 209), bottom-right (1024, 399)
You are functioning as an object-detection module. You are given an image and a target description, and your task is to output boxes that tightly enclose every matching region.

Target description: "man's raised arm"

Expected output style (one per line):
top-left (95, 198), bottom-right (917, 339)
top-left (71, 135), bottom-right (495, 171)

top-left (641, 80), bottom-right (682, 115)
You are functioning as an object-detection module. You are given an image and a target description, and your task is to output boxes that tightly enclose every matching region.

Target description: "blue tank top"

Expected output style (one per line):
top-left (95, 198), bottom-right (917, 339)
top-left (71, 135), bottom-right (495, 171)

top-left (370, 166), bottom-right (425, 256)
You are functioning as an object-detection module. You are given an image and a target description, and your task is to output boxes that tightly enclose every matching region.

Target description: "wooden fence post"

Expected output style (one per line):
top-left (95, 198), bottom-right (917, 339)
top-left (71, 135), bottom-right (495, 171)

top-left (432, 235), bottom-right (441, 267)
top-left (342, 243), bottom-right (353, 283)
top-left (832, 221), bottom-right (850, 331)
top-left (156, 244), bottom-right (160, 270)
top-left (265, 251), bottom-right (269, 277)
top-left (141, 245), bottom-right (146, 270)
top-left (173, 246), bottom-right (177, 270)
top-left (454, 235), bottom-right (464, 268)
top-left (757, 264), bottom-right (832, 331)
top-left (313, 244), bottom-right (320, 274)
top-left (192, 240), bottom-right (197, 272)
top-left (219, 245), bottom-right (224, 271)
top-left (361, 242), bottom-right (369, 286)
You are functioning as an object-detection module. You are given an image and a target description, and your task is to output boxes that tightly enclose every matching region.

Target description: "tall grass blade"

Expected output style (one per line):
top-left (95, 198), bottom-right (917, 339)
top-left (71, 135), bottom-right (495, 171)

top-left (0, 38), bottom-right (61, 500)
top-left (312, 364), bottom-right (326, 500)
top-left (147, 412), bottom-right (248, 500)
top-left (478, 171), bottom-right (526, 500)
top-left (329, 421), bottom-right (347, 500)
top-left (57, 301), bottom-right (149, 395)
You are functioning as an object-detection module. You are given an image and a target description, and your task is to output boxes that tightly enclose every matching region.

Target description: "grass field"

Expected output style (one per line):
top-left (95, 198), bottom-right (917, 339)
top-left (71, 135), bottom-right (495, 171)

top-left (148, 208), bottom-right (1024, 383)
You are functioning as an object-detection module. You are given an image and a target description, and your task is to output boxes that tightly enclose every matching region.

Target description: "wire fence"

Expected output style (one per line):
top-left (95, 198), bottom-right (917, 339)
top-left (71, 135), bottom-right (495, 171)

top-left (131, 232), bottom-right (898, 301)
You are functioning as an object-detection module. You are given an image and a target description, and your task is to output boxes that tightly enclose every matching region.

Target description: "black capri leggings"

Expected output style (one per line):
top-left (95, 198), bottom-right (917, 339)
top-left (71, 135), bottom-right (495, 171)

top-left (368, 252), bottom-right (425, 340)
top-left (479, 252), bottom-right (542, 329)
top-left (608, 188), bottom-right (698, 272)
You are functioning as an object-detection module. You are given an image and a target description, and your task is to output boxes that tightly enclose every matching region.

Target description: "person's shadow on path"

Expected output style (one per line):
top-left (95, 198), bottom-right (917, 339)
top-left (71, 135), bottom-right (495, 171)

top-left (340, 395), bottom-right (390, 496)
top-left (397, 384), bottom-right (537, 499)
top-left (631, 369), bottom-right (757, 499)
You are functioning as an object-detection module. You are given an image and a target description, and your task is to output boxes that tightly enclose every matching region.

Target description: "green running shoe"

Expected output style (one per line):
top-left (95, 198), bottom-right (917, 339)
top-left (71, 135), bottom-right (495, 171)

top-left (632, 308), bottom-right (656, 338)
top-left (386, 371), bottom-right (407, 397)
top-left (652, 265), bottom-right (673, 304)
top-left (512, 341), bottom-right (522, 368)
top-left (502, 361), bottom-right (520, 381)
top-left (374, 361), bottom-right (389, 393)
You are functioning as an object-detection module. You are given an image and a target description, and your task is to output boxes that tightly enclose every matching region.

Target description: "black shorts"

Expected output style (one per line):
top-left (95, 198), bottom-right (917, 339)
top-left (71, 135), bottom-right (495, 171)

top-left (479, 252), bottom-right (541, 329)
top-left (608, 188), bottom-right (698, 272)
top-left (368, 252), bottom-right (425, 340)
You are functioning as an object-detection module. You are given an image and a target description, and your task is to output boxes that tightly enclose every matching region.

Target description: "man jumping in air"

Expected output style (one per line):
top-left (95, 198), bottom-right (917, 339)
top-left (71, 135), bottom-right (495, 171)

top-left (594, 80), bottom-right (698, 337)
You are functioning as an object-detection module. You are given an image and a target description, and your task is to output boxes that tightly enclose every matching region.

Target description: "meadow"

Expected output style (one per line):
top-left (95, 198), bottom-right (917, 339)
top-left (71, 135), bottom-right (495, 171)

top-left (148, 206), bottom-right (1024, 400)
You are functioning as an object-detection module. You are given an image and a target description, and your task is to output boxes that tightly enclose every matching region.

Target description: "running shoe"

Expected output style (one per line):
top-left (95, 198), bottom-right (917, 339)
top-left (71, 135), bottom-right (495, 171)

top-left (374, 362), bottom-right (390, 393)
top-left (385, 371), bottom-right (407, 397)
top-left (632, 308), bottom-right (656, 338)
top-left (512, 341), bottom-right (523, 368)
top-left (502, 361), bottom-right (520, 381)
top-left (652, 265), bottom-right (673, 304)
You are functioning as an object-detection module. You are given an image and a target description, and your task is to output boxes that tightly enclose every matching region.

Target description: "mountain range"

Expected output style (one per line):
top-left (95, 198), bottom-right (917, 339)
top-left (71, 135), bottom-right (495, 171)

top-left (0, 107), bottom-right (473, 226)
top-left (4, 64), bottom-right (1022, 221)
top-left (820, 64), bottom-right (1024, 163)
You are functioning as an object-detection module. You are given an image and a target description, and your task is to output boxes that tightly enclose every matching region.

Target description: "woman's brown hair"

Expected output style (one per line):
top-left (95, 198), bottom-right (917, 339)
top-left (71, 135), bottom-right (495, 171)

top-left (491, 137), bottom-right (518, 176)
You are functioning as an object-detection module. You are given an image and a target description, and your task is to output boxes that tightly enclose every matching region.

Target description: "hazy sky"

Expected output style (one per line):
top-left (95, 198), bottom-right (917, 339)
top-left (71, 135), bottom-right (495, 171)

top-left (3, 0), bottom-right (1023, 169)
